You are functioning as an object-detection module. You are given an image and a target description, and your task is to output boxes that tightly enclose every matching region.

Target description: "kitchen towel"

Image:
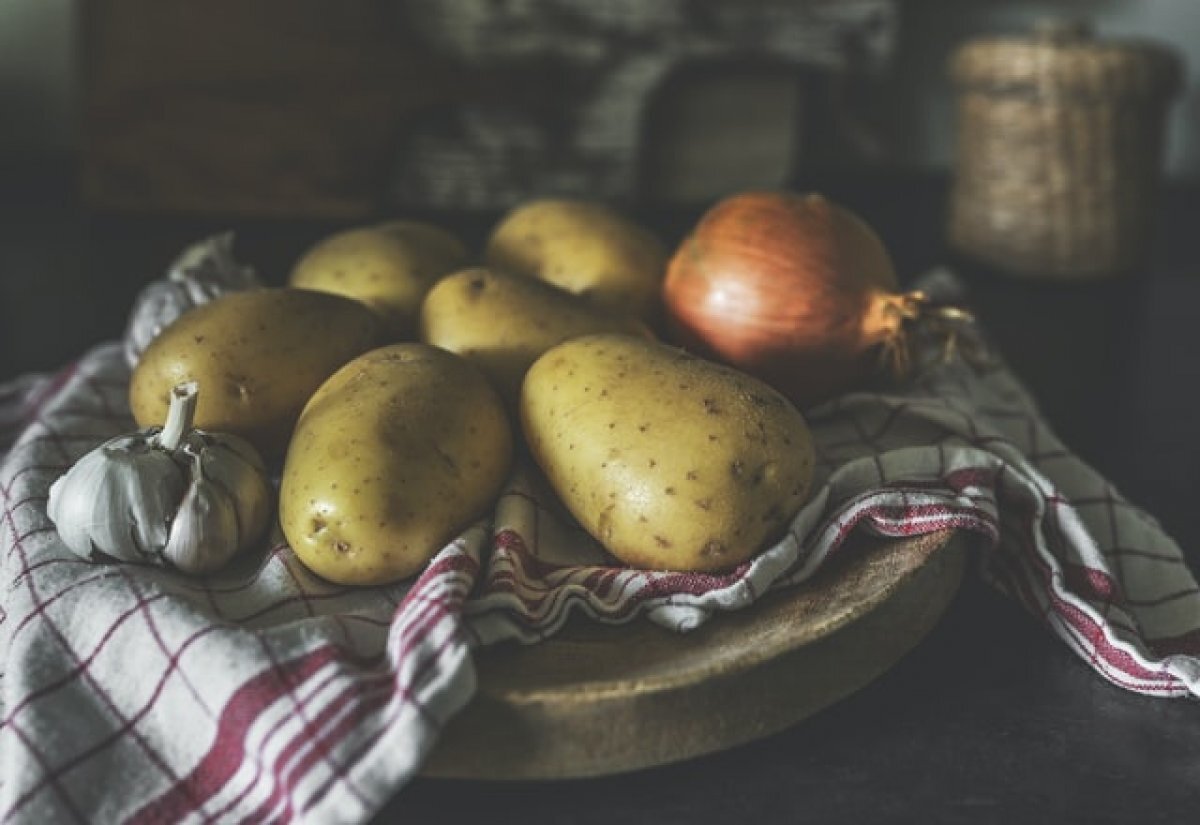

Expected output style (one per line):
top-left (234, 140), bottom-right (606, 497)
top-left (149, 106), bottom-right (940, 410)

top-left (1, 272), bottom-right (1197, 824)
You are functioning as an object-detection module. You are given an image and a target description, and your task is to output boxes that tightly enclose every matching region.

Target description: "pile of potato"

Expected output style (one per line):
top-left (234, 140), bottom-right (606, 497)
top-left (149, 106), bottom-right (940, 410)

top-left (128, 199), bottom-right (815, 585)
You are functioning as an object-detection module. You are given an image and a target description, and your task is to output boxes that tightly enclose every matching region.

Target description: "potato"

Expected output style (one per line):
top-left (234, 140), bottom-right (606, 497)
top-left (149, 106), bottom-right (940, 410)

top-left (289, 221), bottom-right (469, 339)
top-left (521, 334), bottom-right (814, 572)
top-left (280, 344), bottom-right (513, 585)
top-left (129, 288), bottom-right (380, 459)
top-left (418, 266), bottom-right (650, 405)
top-left (484, 199), bottom-right (666, 323)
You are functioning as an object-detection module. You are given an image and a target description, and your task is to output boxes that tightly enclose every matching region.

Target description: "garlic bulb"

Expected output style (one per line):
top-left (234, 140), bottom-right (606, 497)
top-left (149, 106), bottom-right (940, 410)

top-left (47, 382), bottom-right (272, 574)
top-left (124, 232), bottom-right (260, 367)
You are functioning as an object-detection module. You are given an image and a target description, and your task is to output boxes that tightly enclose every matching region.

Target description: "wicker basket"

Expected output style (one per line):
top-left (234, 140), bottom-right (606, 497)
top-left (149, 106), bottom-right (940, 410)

top-left (947, 20), bottom-right (1182, 279)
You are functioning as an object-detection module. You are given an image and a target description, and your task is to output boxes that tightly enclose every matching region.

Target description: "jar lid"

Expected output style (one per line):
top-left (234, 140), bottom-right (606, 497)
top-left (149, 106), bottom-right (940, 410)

top-left (950, 19), bottom-right (1182, 100)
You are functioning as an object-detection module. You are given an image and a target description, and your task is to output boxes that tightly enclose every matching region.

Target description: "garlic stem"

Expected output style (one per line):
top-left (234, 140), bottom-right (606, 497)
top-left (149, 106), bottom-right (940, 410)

top-left (157, 382), bottom-right (199, 451)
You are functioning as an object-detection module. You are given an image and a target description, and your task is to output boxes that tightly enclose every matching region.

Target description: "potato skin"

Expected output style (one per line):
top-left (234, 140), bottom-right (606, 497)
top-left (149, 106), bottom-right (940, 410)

top-left (129, 288), bottom-right (380, 459)
top-left (521, 334), bottom-right (814, 572)
top-left (289, 221), bottom-right (469, 340)
top-left (280, 344), bottom-right (513, 585)
top-left (419, 266), bottom-right (650, 405)
top-left (484, 199), bottom-right (666, 323)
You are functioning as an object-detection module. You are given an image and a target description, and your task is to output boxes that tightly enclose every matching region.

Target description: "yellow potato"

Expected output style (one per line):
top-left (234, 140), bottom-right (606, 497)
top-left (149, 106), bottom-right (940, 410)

top-left (280, 344), bottom-right (513, 585)
top-left (289, 221), bottom-right (469, 339)
top-left (521, 334), bottom-right (814, 572)
top-left (418, 266), bottom-right (650, 405)
top-left (129, 288), bottom-right (380, 459)
top-left (484, 199), bottom-right (666, 323)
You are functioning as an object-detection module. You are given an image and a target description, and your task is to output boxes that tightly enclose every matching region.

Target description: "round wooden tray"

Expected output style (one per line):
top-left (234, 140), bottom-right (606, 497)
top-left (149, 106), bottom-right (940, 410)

top-left (422, 529), bottom-right (967, 780)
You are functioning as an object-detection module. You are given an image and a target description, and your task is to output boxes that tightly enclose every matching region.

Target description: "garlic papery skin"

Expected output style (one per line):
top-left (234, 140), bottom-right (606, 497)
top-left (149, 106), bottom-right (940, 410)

top-left (167, 231), bottom-right (255, 290)
top-left (46, 381), bottom-right (272, 574)
top-left (161, 454), bottom-right (240, 575)
top-left (47, 442), bottom-right (187, 562)
top-left (123, 232), bottom-right (261, 368)
top-left (195, 436), bottom-right (272, 554)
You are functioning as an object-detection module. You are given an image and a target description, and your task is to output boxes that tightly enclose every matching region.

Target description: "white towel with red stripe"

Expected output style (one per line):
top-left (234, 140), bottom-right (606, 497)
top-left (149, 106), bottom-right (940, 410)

top-left (2, 275), bottom-right (1198, 823)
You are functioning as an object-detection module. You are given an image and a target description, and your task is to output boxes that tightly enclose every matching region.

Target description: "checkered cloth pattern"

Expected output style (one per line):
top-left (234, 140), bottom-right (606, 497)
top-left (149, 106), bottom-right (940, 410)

top-left (2, 273), bottom-right (1198, 823)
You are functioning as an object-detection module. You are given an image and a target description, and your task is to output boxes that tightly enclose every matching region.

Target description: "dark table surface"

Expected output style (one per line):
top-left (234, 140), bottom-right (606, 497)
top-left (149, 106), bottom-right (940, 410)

top-left (2, 168), bottom-right (1198, 823)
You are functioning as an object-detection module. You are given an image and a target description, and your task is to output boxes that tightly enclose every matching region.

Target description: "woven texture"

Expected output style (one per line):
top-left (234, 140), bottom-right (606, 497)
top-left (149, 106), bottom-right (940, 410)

top-left (948, 27), bottom-right (1181, 279)
top-left (2, 274), bottom-right (1198, 823)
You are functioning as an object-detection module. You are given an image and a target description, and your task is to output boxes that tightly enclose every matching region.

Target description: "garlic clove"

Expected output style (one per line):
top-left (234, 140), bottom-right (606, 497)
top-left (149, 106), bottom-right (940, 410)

top-left (109, 447), bottom-right (190, 559)
top-left (167, 232), bottom-right (258, 290)
top-left (124, 233), bottom-right (260, 368)
top-left (200, 443), bottom-right (272, 553)
top-left (161, 456), bottom-right (240, 574)
top-left (213, 431), bottom-right (265, 472)
top-left (47, 439), bottom-right (187, 561)
top-left (47, 448), bottom-right (113, 559)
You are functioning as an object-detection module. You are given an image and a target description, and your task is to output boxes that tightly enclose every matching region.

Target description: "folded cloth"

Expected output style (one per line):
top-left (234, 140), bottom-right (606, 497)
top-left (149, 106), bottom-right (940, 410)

top-left (1, 272), bottom-right (1198, 824)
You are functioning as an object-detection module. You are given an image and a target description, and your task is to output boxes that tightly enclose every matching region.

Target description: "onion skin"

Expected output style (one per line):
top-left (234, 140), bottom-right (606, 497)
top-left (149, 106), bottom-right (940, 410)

top-left (663, 191), bottom-right (920, 408)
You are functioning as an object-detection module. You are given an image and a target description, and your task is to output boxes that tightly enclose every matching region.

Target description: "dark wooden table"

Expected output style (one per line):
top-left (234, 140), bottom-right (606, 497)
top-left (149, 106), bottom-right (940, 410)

top-left (3, 168), bottom-right (1198, 823)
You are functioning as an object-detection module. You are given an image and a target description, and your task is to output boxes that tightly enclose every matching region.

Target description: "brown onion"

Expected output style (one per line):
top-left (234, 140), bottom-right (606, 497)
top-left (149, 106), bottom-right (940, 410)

top-left (663, 191), bottom-right (926, 407)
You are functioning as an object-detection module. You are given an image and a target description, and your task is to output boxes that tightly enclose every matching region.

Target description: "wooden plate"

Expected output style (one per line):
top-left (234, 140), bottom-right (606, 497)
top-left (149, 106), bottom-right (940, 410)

top-left (422, 529), bottom-right (967, 780)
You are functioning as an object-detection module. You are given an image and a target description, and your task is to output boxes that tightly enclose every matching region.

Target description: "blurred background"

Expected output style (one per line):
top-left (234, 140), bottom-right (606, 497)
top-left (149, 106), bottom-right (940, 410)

top-left (2, 0), bottom-right (1197, 199)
